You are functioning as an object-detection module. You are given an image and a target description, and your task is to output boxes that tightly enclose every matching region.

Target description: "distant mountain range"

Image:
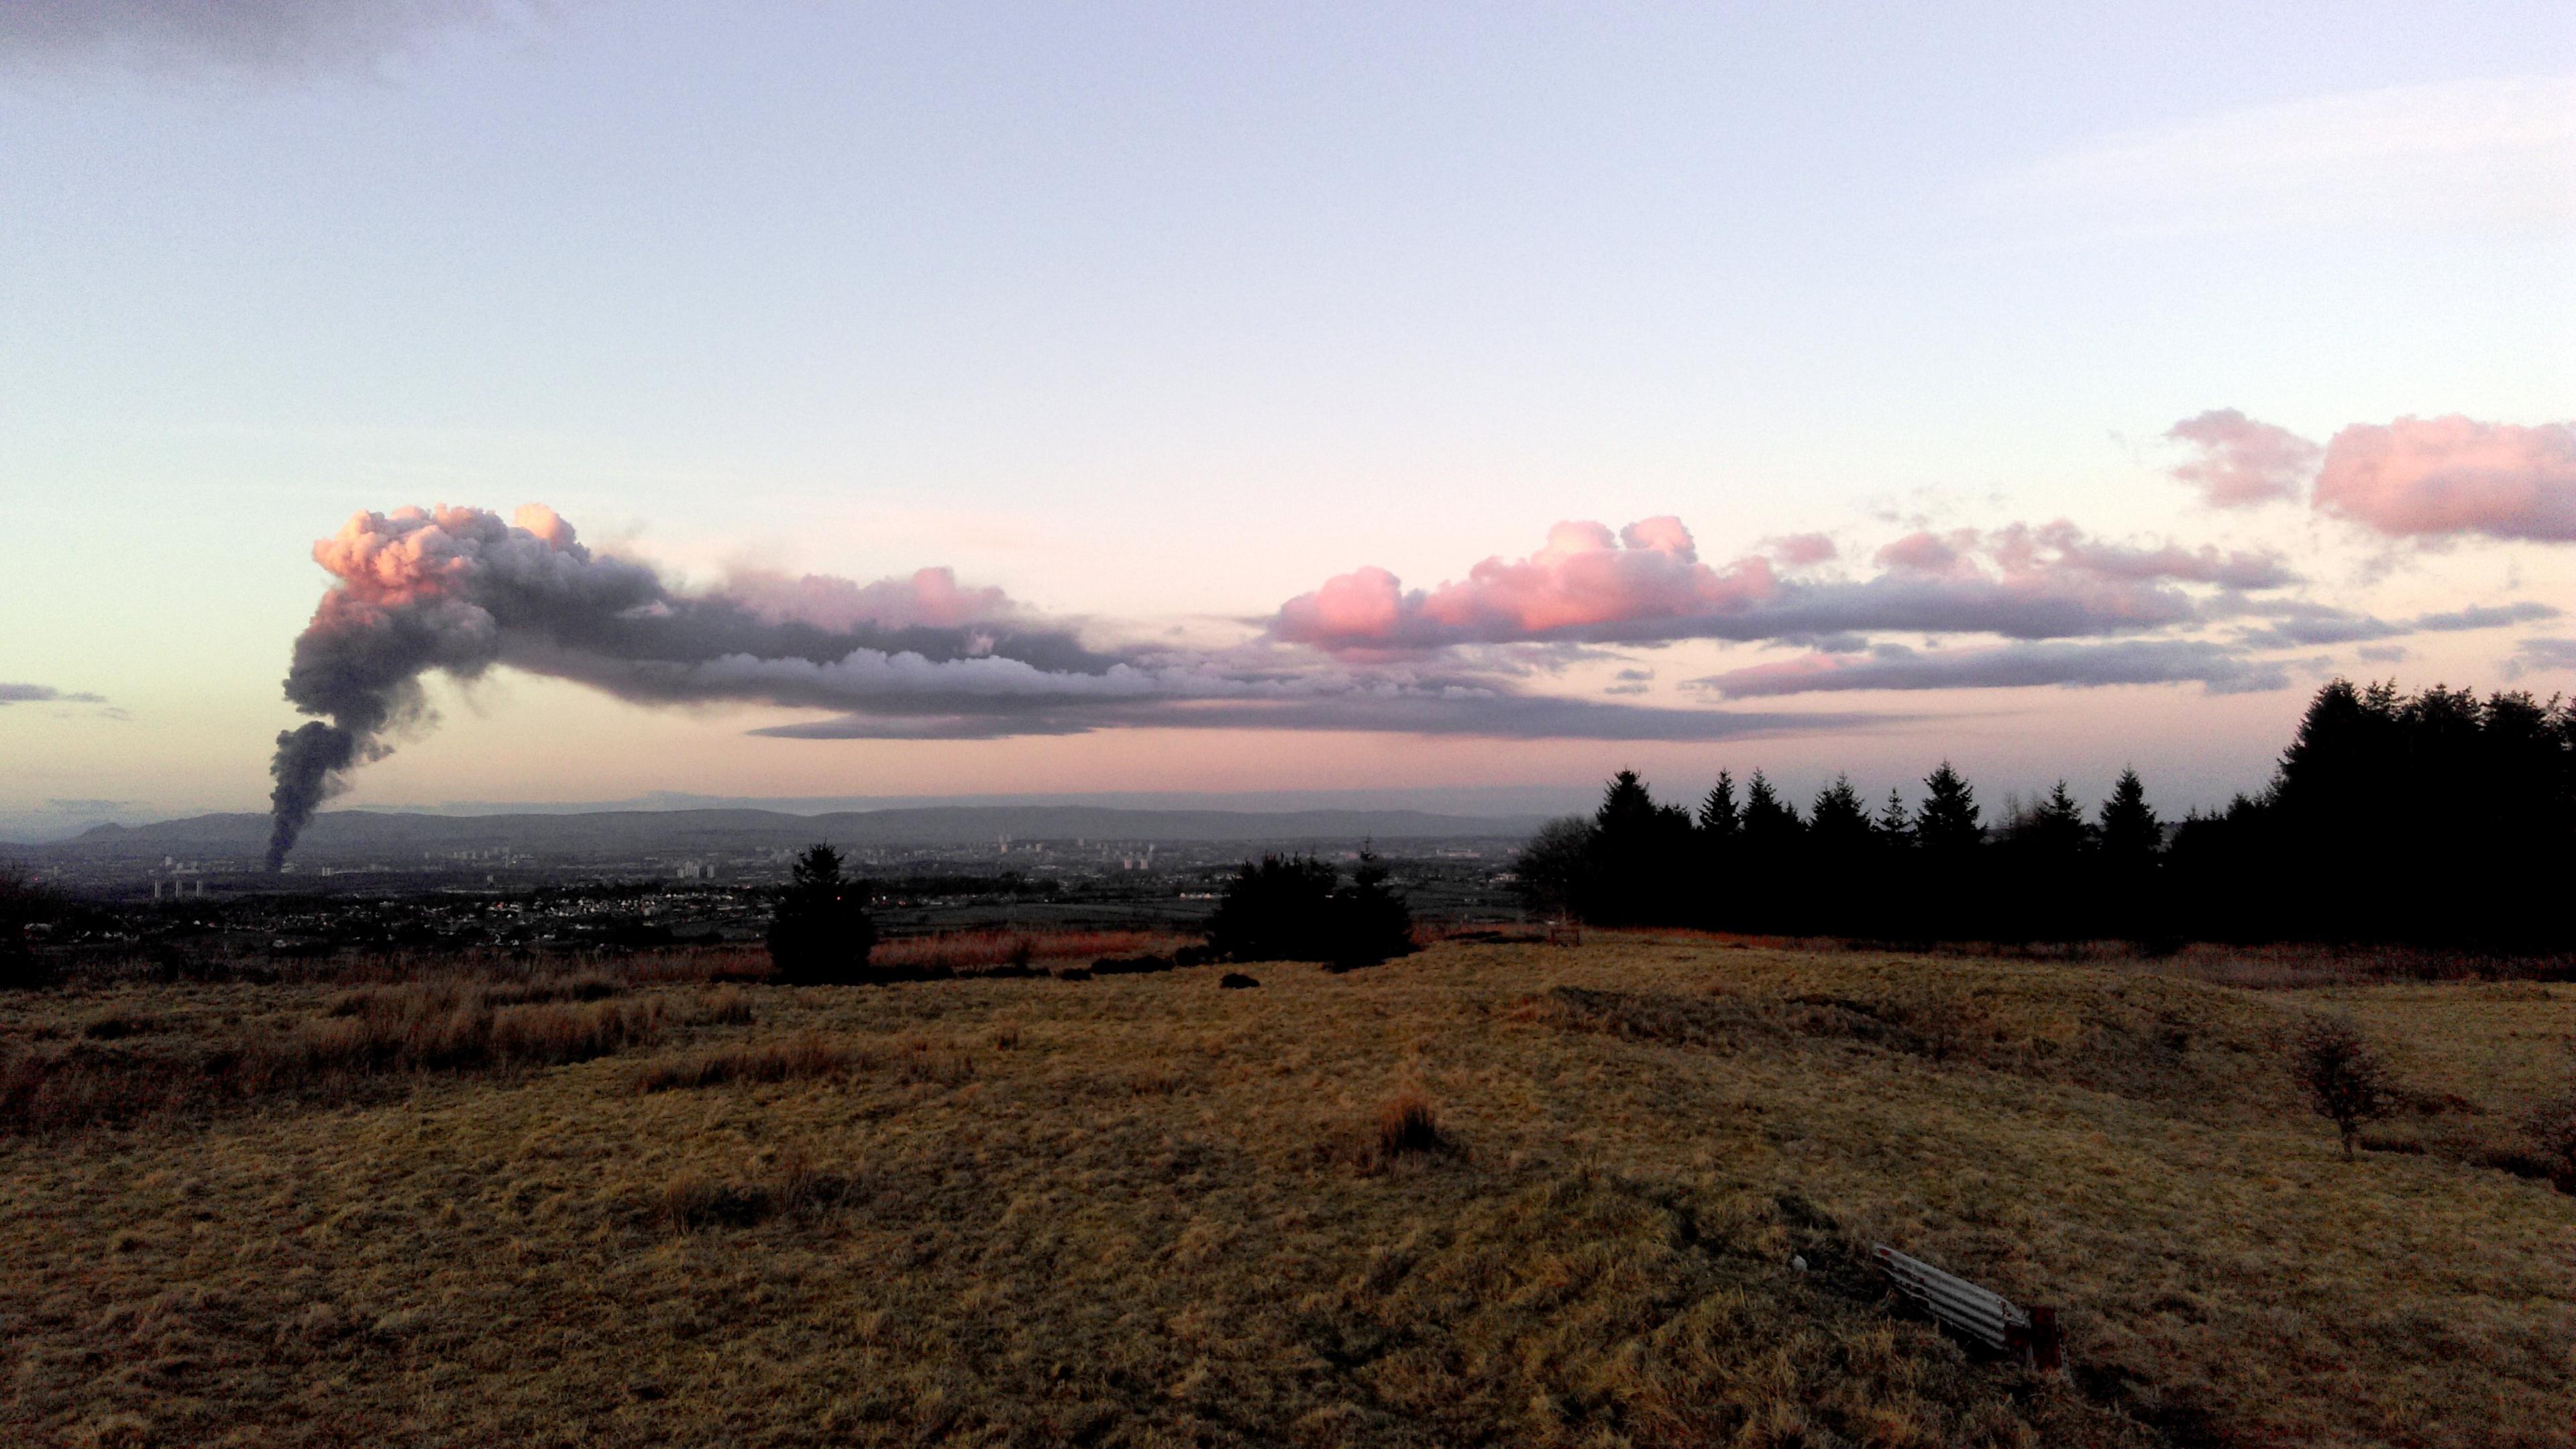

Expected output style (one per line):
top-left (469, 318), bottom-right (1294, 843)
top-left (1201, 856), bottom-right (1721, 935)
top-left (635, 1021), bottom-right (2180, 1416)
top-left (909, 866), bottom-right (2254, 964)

top-left (17, 806), bottom-right (1546, 861)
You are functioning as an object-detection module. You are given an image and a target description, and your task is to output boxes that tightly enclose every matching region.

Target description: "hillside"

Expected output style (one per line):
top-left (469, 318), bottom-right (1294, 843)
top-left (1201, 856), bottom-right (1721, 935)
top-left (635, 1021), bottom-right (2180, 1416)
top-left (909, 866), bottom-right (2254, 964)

top-left (1, 938), bottom-right (2567, 1446)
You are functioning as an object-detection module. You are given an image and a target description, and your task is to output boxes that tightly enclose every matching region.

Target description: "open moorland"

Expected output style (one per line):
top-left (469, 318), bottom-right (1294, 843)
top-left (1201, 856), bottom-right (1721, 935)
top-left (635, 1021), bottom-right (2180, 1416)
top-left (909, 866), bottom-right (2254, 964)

top-left (2, 936), bottom-right (2570, 1448)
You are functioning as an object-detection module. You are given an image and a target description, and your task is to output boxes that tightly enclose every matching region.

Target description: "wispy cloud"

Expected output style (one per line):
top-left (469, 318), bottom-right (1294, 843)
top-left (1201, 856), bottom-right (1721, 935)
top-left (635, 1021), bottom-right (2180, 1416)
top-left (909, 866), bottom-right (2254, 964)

top-left (1979, 76), bottom-right (2576, 239)
top-left (2506, 637), bottom-right (2576, 679)
top-left (0, 682), bottom-right (105, 706)
top-left (2233, 599), bottom-right (2561, 649)
top-left (0, 0), bottom-right (523, 72)
top-left (1687, 639), bottom-right (2292, 700)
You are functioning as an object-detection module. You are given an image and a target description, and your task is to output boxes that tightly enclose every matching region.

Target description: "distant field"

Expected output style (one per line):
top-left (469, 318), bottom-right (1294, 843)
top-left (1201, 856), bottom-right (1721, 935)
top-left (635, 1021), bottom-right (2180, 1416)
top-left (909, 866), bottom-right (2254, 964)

top-left (2, 938), bottom-right (2568, 1447)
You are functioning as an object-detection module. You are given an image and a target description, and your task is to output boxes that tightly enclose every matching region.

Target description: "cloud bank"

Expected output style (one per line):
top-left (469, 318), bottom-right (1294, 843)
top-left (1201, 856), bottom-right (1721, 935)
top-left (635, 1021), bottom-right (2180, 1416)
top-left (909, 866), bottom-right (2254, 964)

top-left (1271, 516), bottom-right (2295, 653)
top-left (2167, 410), bottom-right (2576, 543)
top-left (261, 504), bottom-right (1839, 864)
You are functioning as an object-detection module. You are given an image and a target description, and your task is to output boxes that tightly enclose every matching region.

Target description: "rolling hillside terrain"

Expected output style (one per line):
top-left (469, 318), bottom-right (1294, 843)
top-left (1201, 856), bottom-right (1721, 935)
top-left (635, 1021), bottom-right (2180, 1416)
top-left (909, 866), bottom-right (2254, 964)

top-left (2, 938), bottom-right (2567, 1446)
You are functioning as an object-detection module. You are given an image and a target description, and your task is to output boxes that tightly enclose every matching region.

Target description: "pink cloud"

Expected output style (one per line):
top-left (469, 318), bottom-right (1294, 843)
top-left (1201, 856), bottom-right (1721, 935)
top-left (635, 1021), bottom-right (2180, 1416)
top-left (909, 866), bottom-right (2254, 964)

top-left (1767, 532), bottom-right (1839, 566)
top-left (1988, 520), bottom-right (2297, 590)
top-left (2166, 409), bottom-right (2320, 508)
top-left (1874, 530), bottom-right (1976, 574)
top-left (1275, 517), bottom-right (1782, 649)
top-left (2313, 415), bottom-right (2576, 543)
top-left (1271, 515), bottom-right (2290, 652)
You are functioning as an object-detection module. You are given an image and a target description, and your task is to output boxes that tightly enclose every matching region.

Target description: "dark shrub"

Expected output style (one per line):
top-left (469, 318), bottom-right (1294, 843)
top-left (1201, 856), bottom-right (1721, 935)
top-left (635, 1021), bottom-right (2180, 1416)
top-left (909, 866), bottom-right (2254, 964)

top-left (1208, 853), bottom-right (1341, 962)
top-left (2290, 1016), bottom-right (2398, 1160)
top-left (1328, 847), bottom-right (1415, 970)
top-left (1219, 972), bottom-right (1259, 989)
top-left (765, 845), bottom-right (877, 984)
top-left (1206, 849), bottom-right (1415, 969)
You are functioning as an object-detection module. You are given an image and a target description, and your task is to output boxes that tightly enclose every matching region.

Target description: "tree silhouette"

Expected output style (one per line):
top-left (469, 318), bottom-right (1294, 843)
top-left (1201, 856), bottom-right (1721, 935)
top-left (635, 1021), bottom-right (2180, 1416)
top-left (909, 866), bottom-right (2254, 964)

top-left (1742, 771), bottom-right (1803, 850)
top-left (1874, 789), bottom-right (1913, 851)
top-left (1597, 769), bottom-right (1658, 833)
top-left (1208, 853), bottom-right (1344, 961)
top-left (1698, 771), bottom-right (1741, 840)
top-left (1209, 849), bottom-right (1417, 966)
top-left (1511, 817), bottom-right (1594, 921)
top-left (1332, 845), bottom-right (1417, 969)
top-left (1515, 679), bottom-right (2572, 947)
top-left (1915, 762), bottom-right (1982, 855)
top-left (2291, 1017), bottom-right (2398, 1161)
top-left (2098, 767), bottom-right (2160, 865)
top-left (2012, 781), bottom-right (2092, 859)
top-left (1587, 771), bottom-right (1697, 924)
top-left (765, 843), bottom-right (876, 984)
top-left (1808, 775), bottom-right (1874, 857)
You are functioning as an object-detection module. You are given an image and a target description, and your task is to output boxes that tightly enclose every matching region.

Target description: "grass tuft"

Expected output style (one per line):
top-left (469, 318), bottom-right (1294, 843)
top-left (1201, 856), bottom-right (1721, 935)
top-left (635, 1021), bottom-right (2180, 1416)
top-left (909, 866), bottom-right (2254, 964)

top-left (1376, 1090), bottom-right (1446, 1158)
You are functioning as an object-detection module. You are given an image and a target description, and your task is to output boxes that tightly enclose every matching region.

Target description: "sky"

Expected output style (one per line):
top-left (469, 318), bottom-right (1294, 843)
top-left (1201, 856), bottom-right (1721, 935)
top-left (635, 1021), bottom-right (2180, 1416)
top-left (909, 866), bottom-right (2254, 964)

top-left (2, 1), bottom-right (2572, 842)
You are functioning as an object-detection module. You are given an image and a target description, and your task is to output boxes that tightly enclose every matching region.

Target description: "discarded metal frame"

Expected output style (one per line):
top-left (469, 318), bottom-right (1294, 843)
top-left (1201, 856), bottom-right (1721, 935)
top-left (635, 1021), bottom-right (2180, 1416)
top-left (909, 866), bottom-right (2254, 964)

top-left (1873, 1244), bottom-right (2063, 1372)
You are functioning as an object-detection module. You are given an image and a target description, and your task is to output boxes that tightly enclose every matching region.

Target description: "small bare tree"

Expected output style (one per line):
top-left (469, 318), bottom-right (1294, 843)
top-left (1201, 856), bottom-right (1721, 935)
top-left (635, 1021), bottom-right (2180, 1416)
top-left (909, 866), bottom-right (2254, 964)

top-left (2290, 1016), bottom-right (2396, 1161)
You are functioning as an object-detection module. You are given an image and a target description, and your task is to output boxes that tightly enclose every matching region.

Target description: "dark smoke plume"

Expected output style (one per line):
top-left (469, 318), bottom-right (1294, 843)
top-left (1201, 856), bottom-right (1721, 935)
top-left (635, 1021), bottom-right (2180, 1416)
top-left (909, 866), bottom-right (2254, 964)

top-left (262, 504), bottom-right (1819, 867)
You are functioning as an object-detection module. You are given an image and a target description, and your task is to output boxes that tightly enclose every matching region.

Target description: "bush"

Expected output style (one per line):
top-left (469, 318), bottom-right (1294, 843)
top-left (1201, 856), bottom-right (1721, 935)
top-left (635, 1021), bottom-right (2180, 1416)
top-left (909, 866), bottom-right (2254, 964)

top-left (765, 844), bottom-right (877, 984)
top-left (1205, 849), bottom-right (1415, 969)
top-left (2289, 1016), bottom-right (2397, 1160)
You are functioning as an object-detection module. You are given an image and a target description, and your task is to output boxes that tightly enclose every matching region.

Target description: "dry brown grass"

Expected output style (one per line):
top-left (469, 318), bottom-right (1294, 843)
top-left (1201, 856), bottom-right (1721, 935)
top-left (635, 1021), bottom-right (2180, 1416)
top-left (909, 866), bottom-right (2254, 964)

top-left (0, 972), bottom-right (746, 1134)
top-left (0, 937), bottom-right (2567, 1446)
top-left (868, 927), bottom-right (1191, 974)
top-left (633, 1032), bottom-right (853, 1093)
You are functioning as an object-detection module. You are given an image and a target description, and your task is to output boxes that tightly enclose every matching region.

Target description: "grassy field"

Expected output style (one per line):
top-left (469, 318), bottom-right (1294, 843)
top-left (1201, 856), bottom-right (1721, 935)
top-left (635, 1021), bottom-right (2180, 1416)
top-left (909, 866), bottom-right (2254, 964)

top-left (1, 938), bottom-right (2569, 1447)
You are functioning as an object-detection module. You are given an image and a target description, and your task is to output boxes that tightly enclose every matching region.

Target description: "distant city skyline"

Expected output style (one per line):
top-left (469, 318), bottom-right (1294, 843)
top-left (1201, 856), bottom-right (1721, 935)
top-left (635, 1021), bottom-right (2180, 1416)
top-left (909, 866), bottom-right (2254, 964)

top-left (3, 3), bottom-right (2570, 843)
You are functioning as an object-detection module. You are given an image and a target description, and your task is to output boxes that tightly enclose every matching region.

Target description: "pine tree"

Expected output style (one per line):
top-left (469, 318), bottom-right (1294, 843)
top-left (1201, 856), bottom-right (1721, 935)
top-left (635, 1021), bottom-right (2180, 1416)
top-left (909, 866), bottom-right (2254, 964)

top-left (1915, 761), bottom-right (1983, 855)
top-left (1330, 844), bottom-right (1416, 969)
top-left (2019, 780), bottom-right (2092, 859)
top-left (1741, 770), bottom-right (1803, 851)
top-left (2098, 767), bottom-right (2160, 864)
top-left (1596, 769), bottom-right (1658, 830)
top-left (1808, 774), bottom-right (1873, 856)
top-left (1587, 770), bottom-right (1695, 926)
top-left (1698, 771), bottom-right (1741, 840)
top-left (1875, 788), bottom-right (1914, 849)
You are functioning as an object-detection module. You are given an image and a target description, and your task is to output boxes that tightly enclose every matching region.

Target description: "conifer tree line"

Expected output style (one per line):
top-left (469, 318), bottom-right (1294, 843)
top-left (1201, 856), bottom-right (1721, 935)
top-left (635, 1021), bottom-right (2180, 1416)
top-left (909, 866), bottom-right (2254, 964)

top-left (1511, 680), bottom-right (2576, 947)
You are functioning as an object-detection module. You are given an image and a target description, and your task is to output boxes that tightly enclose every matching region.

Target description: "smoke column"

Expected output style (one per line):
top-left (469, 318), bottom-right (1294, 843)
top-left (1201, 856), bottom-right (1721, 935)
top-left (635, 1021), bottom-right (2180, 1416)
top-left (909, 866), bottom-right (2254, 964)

top-left (258, 504), bottom-right (1863, 867)
top-left (259, 502), bottom-right (1104, 867)
top-left (263, 507), bottom-right (541, 867)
